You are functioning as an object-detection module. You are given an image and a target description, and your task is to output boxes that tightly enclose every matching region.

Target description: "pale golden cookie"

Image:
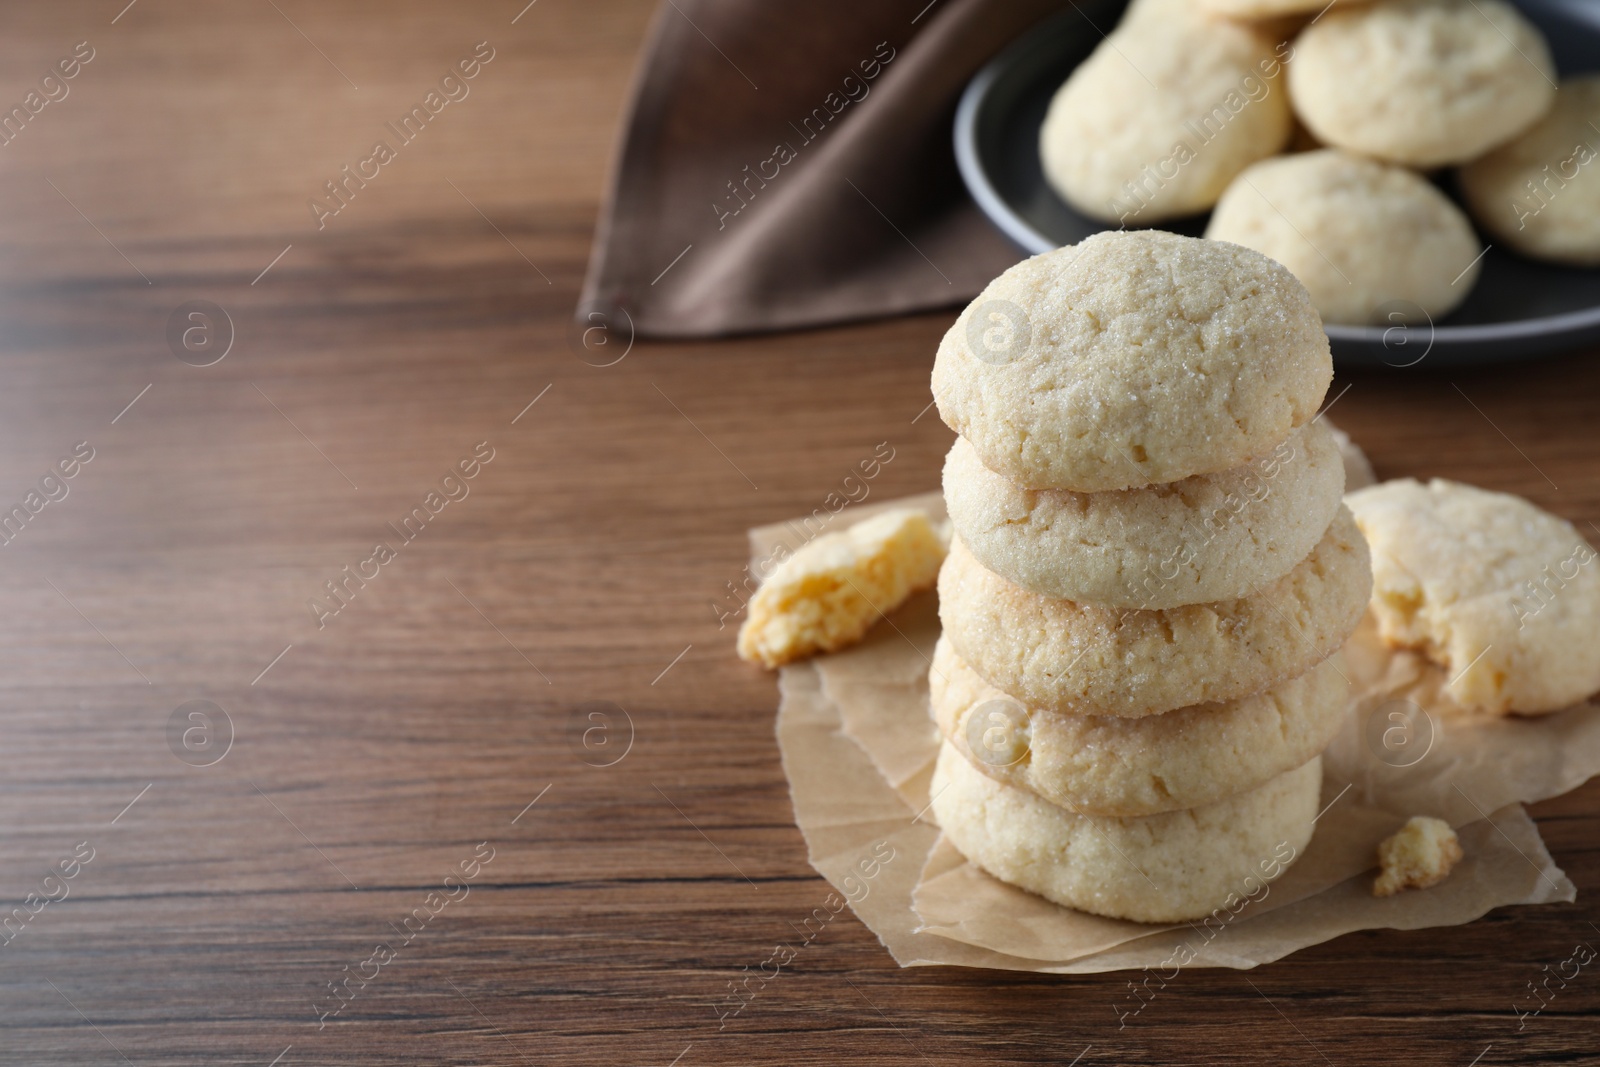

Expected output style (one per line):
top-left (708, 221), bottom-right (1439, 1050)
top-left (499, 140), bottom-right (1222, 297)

top-left (930, 636), bottom-right (1348, 816)
top-left (1346, 479), bottom-right (1600, 714)
top-left (931, 231), bottom-right (1331, 492)
top-left (943, 422), bottom-right (1344, 608)
top-left (1205, 150), bottom-right (1484, 325)
top-left (938, 506), bottom-right (1371, 717)
top-left (1289, 0), bottom-right (1557, 168)
top-left (1039, 9), bottom-right (1292, 223)
top-left (736, 508), bottom-right (944, 668)
top-left (1459, 76), bottom-right (1600, 267)
top-left (930, 741), bottom-right (1320, 923)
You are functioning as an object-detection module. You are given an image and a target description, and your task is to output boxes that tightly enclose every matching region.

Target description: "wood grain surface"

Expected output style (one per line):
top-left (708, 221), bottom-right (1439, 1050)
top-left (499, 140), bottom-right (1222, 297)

top-left (0, 2), bottom-right (1597, 1064)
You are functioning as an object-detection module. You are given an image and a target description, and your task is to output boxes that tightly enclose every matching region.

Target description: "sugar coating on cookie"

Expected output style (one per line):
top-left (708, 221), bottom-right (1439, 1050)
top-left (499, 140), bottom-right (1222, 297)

top-left (931, 231), bottom-right (1331, 492)
top-left (1459, 76), bottom-right (1600, 267)
top-left (1373, 815), bottom-right (1462, 897)
top-left (1346, 478), bottom-right (1600, 714)
top-left (930, 636), bottom-right (1348, 816)
top-left (930, 742), bottom-right (1320, 923)
top-left (1289, 0), bottom-right (1556, 168)
top-left (944, 422), bottom-right (1345, 608)
top-left (938, 506), bottom-right (1371, 717)
top-left (1039, 8), bottom-right (1291, 223)
top-left (1206, 150), bottom-right (1483, 325)
top-left (736, 508), bottom-right (945, 669)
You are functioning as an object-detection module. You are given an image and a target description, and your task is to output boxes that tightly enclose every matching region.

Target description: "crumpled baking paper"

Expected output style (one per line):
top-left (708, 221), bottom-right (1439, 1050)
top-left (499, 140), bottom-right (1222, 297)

top-left (760, 491), bottom-right (1587, 972)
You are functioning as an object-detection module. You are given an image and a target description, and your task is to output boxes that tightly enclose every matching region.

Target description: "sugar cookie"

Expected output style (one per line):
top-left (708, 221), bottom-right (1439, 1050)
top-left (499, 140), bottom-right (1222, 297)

top-left (1206, 150), bottom-right (1484, 325)
top-left (1039, 9), bottom-right (1292, 223)
top-left (931, 231), bottom-right (1331, 492)
top-left (1459, 76), bottom-right (1600, 267)
top-left (938, 506), bottom-right (1370, 717)
top-left (930, 636), bottom-right (1348, 816)
top-left (930, 741), bottom-right (1320, 923)
top-left (1289, 0), bottom-right (1556, 168)
top-left (943, 422), bottom-right (1344, 608)
top-left (1346, 478), bottom-right (1600, 714)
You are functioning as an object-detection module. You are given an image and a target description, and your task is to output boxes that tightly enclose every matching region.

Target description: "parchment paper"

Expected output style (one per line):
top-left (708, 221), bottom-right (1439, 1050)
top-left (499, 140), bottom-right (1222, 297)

top-left (759, 492), bottom-right (1588, 972)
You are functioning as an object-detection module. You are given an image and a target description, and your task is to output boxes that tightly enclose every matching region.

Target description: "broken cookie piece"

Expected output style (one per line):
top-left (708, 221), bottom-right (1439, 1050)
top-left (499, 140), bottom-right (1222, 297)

top-left (1374, 815), bottom-right (1462, 897)
top-left (1346, 478), bottom-right (1600, 715)
top-left (736, 508), bottom-right (945, 669)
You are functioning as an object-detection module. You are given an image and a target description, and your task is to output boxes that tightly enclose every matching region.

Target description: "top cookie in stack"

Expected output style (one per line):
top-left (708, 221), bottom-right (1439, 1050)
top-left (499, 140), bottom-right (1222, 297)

top-left (925, 230), bottom-right (1371, 923)
top-left (933, 229), bottom-right (1329, 496)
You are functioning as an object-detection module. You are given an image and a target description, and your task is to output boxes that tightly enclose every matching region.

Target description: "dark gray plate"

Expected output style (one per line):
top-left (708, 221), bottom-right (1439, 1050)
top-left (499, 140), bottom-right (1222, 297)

top-left (954, 0), bottom-right (1600, 368)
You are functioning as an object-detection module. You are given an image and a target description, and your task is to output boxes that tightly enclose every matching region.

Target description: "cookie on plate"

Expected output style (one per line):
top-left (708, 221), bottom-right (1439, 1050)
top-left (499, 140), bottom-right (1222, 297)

top-left (1289, 0), bottom-right (1556, 168)
top-left (938, 506), bottom-right (1371, 717)
top-left (1206, 150), bottom-right (1484, 325)
top-left (1459, 76), bottom-right (1600, 267)
top-left (1346, 478), bottom-right (1600, 714)
top-left (1038, 8), bottom-right (1291, 224)
top-left (930, 741), bottom-right (1321, 923)
top-left (943, 421), bottom-right (1345, 608)
top-left (931, 231), bottom-right (1330, 492)
top-left (930, 635), bottom-right (1348, 816)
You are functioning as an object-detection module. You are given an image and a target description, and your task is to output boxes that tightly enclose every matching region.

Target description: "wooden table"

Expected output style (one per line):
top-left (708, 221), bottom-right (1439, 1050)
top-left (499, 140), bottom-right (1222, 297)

top-left (0, 2), bottom-right (1596, 1063)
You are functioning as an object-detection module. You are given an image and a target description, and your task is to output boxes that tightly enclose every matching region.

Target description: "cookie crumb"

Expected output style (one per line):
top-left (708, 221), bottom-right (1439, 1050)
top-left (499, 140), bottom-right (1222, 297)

top-left (736, 509), bottom-right (945, 669)
top-left (1373, 815), bottom-right (1462, 897)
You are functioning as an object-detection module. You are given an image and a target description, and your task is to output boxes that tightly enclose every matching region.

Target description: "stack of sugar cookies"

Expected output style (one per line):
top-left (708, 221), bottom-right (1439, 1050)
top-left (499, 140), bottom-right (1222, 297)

top-left (926, 230), bottom-right (1372, 923)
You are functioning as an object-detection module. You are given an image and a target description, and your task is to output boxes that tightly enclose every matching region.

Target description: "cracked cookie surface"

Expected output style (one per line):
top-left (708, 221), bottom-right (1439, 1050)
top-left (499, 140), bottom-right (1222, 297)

top-left (931, 231), bottom-right (1330, 492)
top-left (929, 635), bottom-right (1348, 817)
top-left (1459, 76), bottom-right (1600, 268)
top-left (1347, 478), bottom-right (1600, 714)
top-left (943, 422), bottom-right (1344, 608)
top-left (937, 506), bottom-right (1370, 717)
top-left (1289, 0), bottom-right (1555, 167)
top-left (1206, 150), bottom-right (1483, 326)
top-left (1038, 7), bottom-right (1292, 223)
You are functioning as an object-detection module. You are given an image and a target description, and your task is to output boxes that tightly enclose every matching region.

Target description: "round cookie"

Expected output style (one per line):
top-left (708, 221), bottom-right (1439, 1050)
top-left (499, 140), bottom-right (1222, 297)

top-left (1346, 478), bottom-right (1600, 715)
top-left (930, 742), bottom-right (1321, 923)
top-left (944, 421), bottom-right (1345, 608)
top-left (1205, 150), bottom-right (1484, 326)
top-left (1459, 76), bottom-right (1600, 267)
top-left (931, 231), bottom-right (1331, 492)
top-left (1039, 10), bottom-right (1291, 223)
top-left (930, 635), bottom-right (1348, 816)
top-left (1288, 0), bottom-right (1557, 168)
top-left (938, 505), bottom-right (1371, 717)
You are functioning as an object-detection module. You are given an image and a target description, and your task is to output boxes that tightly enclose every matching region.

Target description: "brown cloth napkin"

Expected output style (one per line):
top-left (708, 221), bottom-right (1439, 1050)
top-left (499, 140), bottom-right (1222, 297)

top-left (579, 0), bottom-right (1066, 338)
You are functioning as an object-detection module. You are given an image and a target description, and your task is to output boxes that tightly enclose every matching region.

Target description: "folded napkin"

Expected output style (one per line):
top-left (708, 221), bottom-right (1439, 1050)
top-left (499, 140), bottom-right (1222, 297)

top-left (579, 0), bottom-right (1065, 337)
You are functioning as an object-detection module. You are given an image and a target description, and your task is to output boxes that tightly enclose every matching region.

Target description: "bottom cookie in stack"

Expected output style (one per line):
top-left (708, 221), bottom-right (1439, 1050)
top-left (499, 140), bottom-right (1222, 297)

top-left (928, 742), bottom-right (1322, 924)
